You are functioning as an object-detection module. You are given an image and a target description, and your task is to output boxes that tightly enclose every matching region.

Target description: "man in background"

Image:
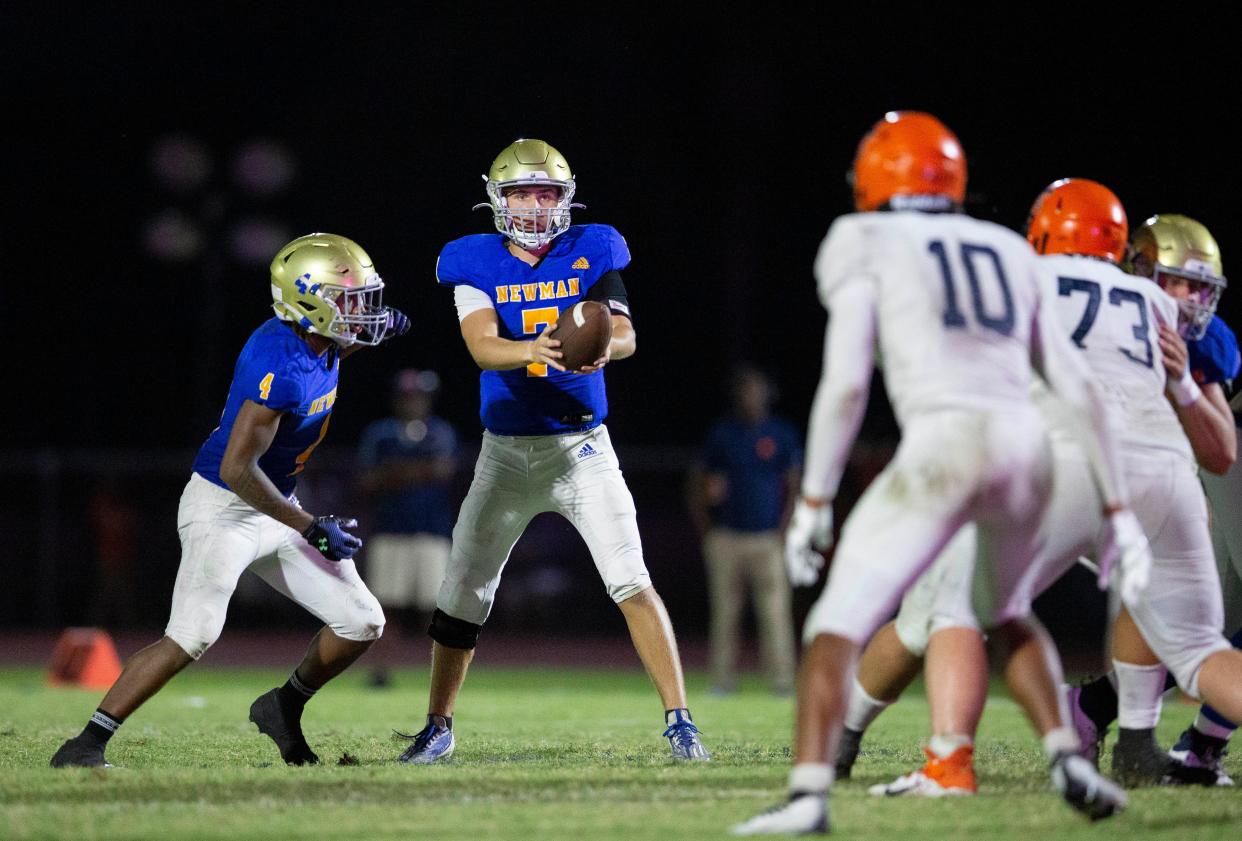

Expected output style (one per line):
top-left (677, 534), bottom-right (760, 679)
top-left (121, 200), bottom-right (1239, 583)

top-left (358, 369), bottom-right (458, 687)
top-left (688, 366), bottom-right (800, 695)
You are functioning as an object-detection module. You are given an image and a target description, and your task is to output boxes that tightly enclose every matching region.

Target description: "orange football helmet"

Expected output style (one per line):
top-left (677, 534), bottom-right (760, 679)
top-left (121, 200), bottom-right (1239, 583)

top-left (1026, 178), bottom-right (1128, 263)
top-left (851, 112), bottom-right (967, 212)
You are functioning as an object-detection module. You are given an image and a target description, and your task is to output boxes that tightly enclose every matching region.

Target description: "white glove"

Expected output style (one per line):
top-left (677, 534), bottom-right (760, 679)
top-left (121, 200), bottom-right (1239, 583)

top-left (1097, 509), bottom-right (1151, 608)
top-left (785, 498), bottom-right (833, 587)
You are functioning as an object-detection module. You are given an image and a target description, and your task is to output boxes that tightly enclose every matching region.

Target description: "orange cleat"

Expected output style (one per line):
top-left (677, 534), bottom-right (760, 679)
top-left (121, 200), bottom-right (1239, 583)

top-left (869, 746), bottom-right (978, 797)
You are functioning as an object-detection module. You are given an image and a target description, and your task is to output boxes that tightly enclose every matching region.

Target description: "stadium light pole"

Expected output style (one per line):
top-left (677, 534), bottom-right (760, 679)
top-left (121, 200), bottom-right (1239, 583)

top-left (142, 134), bottom-right (298, 437)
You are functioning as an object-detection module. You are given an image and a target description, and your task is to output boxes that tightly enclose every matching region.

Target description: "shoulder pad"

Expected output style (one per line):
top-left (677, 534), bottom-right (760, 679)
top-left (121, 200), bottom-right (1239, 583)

top-left (815, 214), bottom-right (878, 308)
top-left (436, 235), bottom-right (501, 287)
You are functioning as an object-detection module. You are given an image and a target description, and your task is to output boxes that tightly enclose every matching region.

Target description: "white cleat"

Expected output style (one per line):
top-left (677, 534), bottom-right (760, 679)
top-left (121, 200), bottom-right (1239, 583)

top-left (1051, 753), bottom-right (1127, 821)
top-left (731, 792), bottom-right (829, 835)
top-left (1169, 744), bottom-right (1234, 787)
top-left (868, 770), bottom-right (974, 797)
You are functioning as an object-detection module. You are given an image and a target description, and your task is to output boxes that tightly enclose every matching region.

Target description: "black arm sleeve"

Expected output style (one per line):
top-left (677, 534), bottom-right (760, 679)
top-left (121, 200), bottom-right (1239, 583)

top-left (584, 270), bottom-right (632, 321)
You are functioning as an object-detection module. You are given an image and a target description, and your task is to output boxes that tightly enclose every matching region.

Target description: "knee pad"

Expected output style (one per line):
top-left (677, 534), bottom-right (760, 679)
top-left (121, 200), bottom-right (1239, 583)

top-left (327, 591), bottom-right (385, 640)
top-left (1170, 647), bottom-right (1221, 700)
top-left (332, 596), bottom-right (386, 642)
top-left (893, 612), bottom-right (931, 658)
top-left (428, 608), bottom-right (483, 650)
top-left (165, 605), bottom-right (227, 660)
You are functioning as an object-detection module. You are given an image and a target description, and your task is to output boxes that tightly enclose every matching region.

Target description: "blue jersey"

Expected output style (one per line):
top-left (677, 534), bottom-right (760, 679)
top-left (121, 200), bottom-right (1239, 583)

top-left (358, 415), bottom-right (458, 536)
top-left (436, 224), bottom-right (631, 435)
top-left (702, 416), bottom-right (803, 532)
top-left (1188, 315), bottom-right (1240, 388)
top-left (193, 318), bottom-right (340, 497)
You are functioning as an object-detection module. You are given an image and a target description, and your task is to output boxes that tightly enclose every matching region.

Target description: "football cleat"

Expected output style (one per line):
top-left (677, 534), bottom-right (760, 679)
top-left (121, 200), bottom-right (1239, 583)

top-left (868, 746), bottom-right (977, 797)
top-left (396, 721), bottom-right (455, 764)
top-left (1169, 727), bottom-right (1234, 786)
top-left (664, 717), bottom-right (710, 761)
top-left (249, 689), bottom-right (320, 766)
top-left (731, 792), bottom-right (829, 836)
top-left (1063, 684), bottom-right (1106, 768)
top-left (1110, 730), bottom-right (1217, 787)
top-left (1051, 752), bottom-right (1127, 821)
top-left (49, 734), bottom-right (111, 768)
top-left (833, 727), bottom-right (863, 780)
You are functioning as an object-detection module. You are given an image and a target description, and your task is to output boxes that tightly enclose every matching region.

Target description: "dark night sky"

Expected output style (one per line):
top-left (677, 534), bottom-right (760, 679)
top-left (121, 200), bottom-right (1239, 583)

top-left (10, 9), bottom-right (1242, 452)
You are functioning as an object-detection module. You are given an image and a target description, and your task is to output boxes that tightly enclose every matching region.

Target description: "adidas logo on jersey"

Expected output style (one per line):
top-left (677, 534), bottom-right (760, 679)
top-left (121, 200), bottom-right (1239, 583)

top-left (572, 257), bottom-right (591, 270)
top-left (576, 443), bottom-right (599, 459)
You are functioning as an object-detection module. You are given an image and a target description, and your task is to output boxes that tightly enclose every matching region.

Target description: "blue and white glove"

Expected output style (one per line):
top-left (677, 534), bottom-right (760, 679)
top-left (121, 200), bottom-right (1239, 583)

top-left (385, 308), bottom-right (411, 341)
top-left (785, 498), bottom-right (833, 587)
top-left (301, 515), bottom-right (363, 561)
top-left (1096, 509), bottom-right (1151, 608)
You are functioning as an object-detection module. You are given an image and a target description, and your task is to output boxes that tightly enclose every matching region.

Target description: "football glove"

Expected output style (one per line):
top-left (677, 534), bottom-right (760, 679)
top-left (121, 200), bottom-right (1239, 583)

top-left (1096, 509), bottom-right (1151, 608)
top-left (385, 308), bottom-right (411, 341)
top-left (785, 498), bottom-right (833, 587)
top-left (301, 515), bottom-right (363, 562)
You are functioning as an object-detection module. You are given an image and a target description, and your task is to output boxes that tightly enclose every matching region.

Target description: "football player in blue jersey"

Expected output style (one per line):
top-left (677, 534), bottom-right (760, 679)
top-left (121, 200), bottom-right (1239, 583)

top-left (1068, 214), bottom-right (1241, 784)
top-left (395, 139), bottom-right (708, 764)
top-left (50, 233), bottom-right (411, 768)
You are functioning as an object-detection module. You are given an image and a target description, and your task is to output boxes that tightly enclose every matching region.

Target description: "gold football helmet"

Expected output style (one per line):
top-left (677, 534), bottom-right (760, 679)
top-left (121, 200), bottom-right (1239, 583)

top-left (1127, 214), bottom-right (1225, 340)
top-left (475, 139), bottom-right (584, 248)
top-left (270, 233), bottom-right (388, 346)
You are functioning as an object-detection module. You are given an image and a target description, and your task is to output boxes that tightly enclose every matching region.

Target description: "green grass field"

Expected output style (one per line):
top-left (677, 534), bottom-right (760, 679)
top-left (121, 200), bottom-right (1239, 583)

top-left (1, 664), bottom-right (1239, 840)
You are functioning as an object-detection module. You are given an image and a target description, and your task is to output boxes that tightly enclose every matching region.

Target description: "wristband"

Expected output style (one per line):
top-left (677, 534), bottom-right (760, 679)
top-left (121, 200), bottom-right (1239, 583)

top-left (1169, 367), bottom-right (1202, 407)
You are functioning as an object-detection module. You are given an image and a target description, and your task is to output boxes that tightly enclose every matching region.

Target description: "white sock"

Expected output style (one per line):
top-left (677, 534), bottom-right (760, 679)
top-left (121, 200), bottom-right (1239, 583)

top-left (844, 678), bottom-right (892, 733)
top-left (928, 733), bottom-right (972, 759)
top-left (789, 762), bottom-right (832, 794)
top-left (1194, 711), bottom-right (1237, 741)
top-left (1115, 660), bottom-right (1167, 730)
top-left (1042, 726), bottom-right (1080, 761)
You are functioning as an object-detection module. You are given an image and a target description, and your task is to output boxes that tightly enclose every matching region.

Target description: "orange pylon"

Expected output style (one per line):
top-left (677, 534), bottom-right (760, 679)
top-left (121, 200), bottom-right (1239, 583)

top-left (48, 628), bottom-right (122, 690)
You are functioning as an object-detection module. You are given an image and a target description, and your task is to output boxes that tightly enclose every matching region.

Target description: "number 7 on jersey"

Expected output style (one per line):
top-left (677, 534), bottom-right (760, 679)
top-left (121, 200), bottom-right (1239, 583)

top-left (522, 306), bottom-right (559, 377)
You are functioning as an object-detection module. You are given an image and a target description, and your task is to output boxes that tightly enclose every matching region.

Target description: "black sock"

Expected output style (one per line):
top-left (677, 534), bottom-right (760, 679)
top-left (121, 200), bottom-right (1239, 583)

top-left (665, 708), bottom-right (693, 727)
top-left (1076, 676), bottom-right (1119, 731)
top-left (1117, 726), bottom-right (1157, 747)
top-left (1190, 726), bottom-right (1230, 752)
top-left (276, 670), bottom-right (319, 716)
top-left (83, 709), bottom-right (122, 746)
top-left (428, 714), bottom-right (452, 731)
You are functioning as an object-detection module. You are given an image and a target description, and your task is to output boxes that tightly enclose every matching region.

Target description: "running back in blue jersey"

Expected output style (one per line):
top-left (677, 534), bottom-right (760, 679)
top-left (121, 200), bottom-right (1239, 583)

top-left (1188, 314), bottom-right (1241, 389)
top-left (193, 318), bottom-right (340, 496)
top-left (436, 224), bottom-right (631, 435)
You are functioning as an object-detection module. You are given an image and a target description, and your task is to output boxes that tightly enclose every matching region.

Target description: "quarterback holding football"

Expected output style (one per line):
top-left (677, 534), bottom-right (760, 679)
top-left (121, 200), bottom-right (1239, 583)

top-left (395, 139), bottom-right (709, 764)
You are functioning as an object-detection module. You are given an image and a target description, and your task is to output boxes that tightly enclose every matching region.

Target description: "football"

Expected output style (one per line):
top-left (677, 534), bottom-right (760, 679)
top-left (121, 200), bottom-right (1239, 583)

top-left (550, 301), bottom-right (613, 370)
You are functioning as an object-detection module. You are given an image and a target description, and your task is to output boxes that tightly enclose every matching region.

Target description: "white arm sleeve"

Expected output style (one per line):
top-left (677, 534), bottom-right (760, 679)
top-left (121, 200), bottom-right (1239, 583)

top-left (1030, 283), bottom-right (1127, 508)
top-left (454, 285), bottom-right (494, 322)
top-left (801, 280), bottom-right (878, 500)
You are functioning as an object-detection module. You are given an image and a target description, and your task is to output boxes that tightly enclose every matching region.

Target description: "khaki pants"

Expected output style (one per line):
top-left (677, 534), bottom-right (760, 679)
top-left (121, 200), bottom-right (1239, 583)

top-left (703, 528), bottom-right (795, 692)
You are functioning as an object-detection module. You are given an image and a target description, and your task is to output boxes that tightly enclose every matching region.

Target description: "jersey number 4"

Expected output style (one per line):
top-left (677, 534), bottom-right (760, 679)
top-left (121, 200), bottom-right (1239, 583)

top-left (1057, 277), bottom-right (1153, 368)
top-left (929, 241), bottom-right (1015, 336)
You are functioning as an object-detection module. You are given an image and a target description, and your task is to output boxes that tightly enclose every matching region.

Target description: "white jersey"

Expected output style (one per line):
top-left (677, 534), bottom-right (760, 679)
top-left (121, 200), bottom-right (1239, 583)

top-left (1036, 254), bottom-right (1189, 461)
top-left (816, 212), bottom-right (1046, 425)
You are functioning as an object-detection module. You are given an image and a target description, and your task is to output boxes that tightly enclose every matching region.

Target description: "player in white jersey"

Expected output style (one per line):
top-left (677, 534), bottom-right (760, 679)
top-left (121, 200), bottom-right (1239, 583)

top-left (731, 117), bottom-right (1144, 836)
top-left (834, 181), bottom-right (1242, 794)
top-left (1066, 213), bottom-right (1240, 783)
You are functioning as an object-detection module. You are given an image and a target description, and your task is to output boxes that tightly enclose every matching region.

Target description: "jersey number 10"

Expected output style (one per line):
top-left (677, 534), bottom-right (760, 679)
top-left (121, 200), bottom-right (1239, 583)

top-left (929, 240), bottom-right (1015, 337)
